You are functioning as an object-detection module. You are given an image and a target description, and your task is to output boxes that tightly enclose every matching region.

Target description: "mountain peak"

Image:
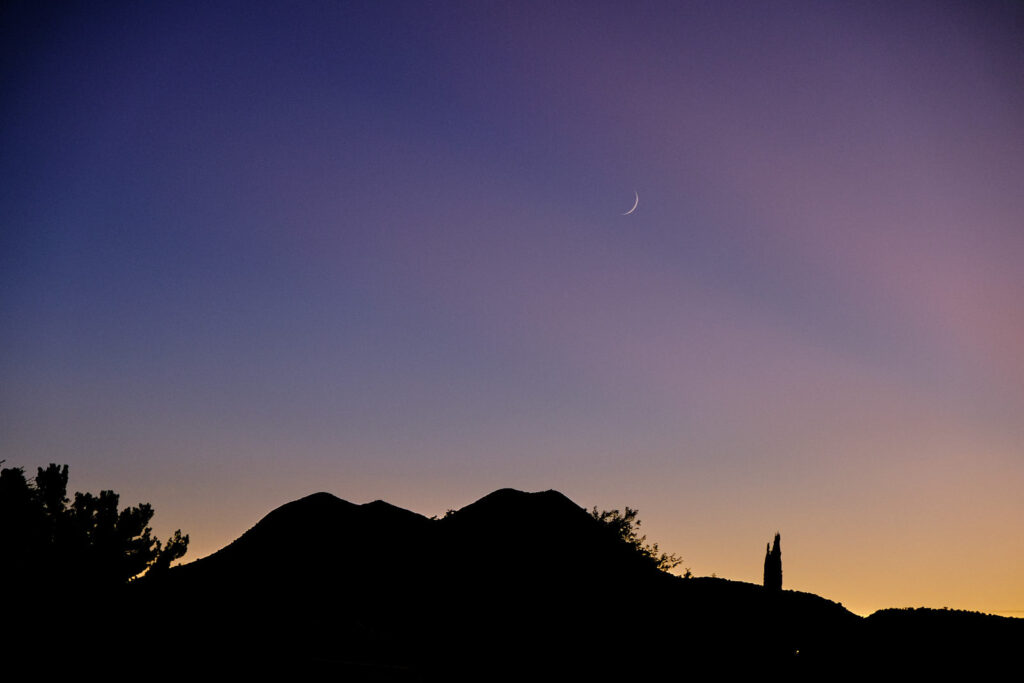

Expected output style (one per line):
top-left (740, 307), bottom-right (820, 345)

top-left (456, 488), bottom-right (585, 518)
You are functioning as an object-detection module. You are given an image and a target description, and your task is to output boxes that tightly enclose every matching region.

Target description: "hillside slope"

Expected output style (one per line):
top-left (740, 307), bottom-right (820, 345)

top-left (125, 488), bottom-right (1018, 678)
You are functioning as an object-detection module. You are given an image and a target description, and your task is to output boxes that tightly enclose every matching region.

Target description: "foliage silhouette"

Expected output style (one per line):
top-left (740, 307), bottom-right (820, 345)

top-left (590, 505), bottom-right (682, 571)
top-left (764, 532), bottom-right (782, 590)
top-left (0, 462), bottom-right (188, 588)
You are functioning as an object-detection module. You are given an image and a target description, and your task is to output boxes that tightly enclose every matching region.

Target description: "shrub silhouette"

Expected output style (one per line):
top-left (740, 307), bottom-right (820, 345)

top-left (0, 462), bottom-right (188, 589)
top-left (590, 505), bottom-right (682, 571)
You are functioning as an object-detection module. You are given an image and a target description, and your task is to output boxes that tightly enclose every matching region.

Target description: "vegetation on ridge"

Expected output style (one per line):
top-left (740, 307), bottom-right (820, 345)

top-left (0, 462), bottom-right (189, 588)
top-left (590, 505), bottom-right (683, 572)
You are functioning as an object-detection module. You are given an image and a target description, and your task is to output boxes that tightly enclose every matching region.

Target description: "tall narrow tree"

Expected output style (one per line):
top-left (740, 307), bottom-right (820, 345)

top-left (763, 532), bottom-right (782, 590)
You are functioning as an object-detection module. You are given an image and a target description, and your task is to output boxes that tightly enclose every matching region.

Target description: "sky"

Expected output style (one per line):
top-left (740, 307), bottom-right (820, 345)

top-left (2, 1), bottom-right (1023, 617)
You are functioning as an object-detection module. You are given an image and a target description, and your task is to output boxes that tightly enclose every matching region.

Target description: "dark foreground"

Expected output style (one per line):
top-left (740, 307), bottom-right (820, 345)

top-left (15, 489), bottom-right (1022, 678)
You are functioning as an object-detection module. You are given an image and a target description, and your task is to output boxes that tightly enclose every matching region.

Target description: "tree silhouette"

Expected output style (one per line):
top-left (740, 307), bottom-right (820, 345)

top-left (0, 462), bottom-right (188, 589)
top-left (590, 506), bottom-right (682, 571)
top-left (763, 532), bottom-right (782, 590)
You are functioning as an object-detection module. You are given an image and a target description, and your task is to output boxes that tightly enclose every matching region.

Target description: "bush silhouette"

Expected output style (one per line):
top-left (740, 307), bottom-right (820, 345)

top-left (0, 462), bottom-right (188, 589)
top-left (590, 505), bottom-right (682, 571)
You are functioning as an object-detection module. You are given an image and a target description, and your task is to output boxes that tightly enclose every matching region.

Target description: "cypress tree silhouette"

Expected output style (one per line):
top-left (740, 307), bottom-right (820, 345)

top-left (763, 532), bottom-right (782, 590)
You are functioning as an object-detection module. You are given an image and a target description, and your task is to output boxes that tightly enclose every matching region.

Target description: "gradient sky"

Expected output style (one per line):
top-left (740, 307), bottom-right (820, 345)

top-left (3, 1), bottom-right (1023, 617)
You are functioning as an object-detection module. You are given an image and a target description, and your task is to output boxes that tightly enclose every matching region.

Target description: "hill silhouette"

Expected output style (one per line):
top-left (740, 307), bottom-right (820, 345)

top-left (47, 488), bottom-right (1022, 678)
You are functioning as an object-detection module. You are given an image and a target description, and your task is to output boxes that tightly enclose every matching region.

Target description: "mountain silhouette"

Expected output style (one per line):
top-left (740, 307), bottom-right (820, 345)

top-left (69, 488), bottom-right (1022, 678)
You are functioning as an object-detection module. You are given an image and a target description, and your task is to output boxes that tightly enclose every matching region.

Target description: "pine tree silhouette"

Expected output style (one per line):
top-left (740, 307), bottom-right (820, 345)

top-left (763, 532), bottom-right (782, 590)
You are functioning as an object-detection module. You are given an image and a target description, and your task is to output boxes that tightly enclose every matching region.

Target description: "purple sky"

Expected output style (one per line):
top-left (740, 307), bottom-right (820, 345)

top-left (3, 1), bottom-right (1023, 616)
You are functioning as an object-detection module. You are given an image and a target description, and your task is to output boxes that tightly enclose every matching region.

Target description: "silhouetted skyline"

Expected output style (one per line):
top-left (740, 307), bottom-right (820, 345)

top-left (2, 1), bottom-right (1023, 617)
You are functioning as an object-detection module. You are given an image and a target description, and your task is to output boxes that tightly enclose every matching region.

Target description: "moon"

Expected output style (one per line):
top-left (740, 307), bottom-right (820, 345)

top-left (622, 191), bottom-right (639, 216)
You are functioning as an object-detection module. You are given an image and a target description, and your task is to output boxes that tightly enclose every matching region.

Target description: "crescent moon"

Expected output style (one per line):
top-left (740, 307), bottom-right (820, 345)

top-left (622, 191), bottom-right (639, 215)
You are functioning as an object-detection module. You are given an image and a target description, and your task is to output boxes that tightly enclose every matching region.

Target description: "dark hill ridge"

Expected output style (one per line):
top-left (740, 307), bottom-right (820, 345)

top-left (451, 487), bottom-right (581, 515)
top-left (180, 487), bottom-right (656, 585)
top-left (191, 491), bottom-right (431, 565)
top-left (128, 487), bottom-right (1021, 679)
top-left (434, 488), bottom-right (661, 583)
